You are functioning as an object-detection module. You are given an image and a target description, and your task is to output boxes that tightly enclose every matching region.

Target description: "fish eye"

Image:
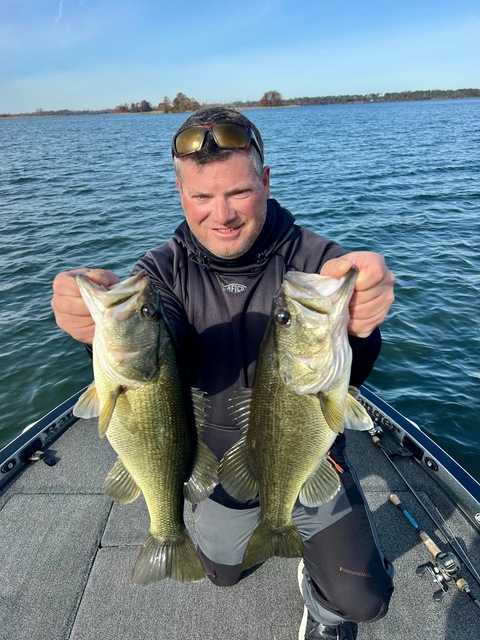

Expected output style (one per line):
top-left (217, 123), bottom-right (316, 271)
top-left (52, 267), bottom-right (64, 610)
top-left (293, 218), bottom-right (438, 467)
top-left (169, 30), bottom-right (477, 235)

top-left (141, 304), bottom-right (157, 319)
top-left (275, 309), bottom-right (291, 326)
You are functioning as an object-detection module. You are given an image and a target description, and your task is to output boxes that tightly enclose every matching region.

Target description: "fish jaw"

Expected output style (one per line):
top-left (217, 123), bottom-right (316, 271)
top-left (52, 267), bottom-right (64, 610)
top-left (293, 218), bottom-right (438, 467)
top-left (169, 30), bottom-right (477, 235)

top-left (282, 268), bottom-right (357, 310)
top-left (76, 271), bottom-right (162, 386)
top-left (76, 271), bottom-right (149, 322)
top-left (273, 269), bottom-right (356, 395)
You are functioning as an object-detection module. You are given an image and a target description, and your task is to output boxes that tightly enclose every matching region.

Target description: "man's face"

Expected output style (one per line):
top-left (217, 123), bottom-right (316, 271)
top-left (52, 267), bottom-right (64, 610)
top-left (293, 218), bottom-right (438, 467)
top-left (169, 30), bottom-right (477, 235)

top-left (175, 152), bottom-right (270, 259)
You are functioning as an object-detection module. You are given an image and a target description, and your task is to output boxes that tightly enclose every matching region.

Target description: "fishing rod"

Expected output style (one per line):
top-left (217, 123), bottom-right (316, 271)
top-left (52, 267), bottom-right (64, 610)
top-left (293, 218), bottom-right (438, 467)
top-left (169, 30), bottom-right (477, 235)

top-left (369, 429), bottom-right (480, 589)
top-left (389, 493), bottom-right (480, 609)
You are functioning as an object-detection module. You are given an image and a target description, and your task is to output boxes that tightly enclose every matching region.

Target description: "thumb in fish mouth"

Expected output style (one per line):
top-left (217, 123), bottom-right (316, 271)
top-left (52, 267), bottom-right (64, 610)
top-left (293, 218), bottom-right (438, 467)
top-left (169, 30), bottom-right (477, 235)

top-left (320, 258), bottom-right (354, 279)
top-left (83, 269), bottom-right (121, 289)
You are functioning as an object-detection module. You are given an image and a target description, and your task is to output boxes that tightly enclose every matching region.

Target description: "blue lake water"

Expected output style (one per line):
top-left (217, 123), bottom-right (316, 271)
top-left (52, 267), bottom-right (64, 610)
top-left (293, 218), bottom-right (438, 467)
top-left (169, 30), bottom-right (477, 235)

top-left (0, 100), bottom-right (479, 480)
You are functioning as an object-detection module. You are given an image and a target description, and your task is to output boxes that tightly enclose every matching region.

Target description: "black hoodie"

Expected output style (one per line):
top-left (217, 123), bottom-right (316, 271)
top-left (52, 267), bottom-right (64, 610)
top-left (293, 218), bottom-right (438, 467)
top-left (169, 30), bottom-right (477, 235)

top-left (135, 199), bottom-right (381, 508)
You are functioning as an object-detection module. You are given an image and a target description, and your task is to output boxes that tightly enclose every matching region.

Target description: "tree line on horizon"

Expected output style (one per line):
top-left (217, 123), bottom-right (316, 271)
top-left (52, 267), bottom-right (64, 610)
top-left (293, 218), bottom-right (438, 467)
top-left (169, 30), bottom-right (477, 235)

top-left (2, 88), bottom-right (480, 118)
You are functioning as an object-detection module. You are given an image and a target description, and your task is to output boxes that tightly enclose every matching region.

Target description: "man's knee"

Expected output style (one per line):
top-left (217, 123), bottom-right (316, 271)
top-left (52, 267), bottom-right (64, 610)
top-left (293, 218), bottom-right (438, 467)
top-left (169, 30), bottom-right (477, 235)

top-left (306, 556), bottom-right (394, 623)
top-left (337, 582), bottom-right (392, 622)
top-left (198, 546), bottom-right (243, 587)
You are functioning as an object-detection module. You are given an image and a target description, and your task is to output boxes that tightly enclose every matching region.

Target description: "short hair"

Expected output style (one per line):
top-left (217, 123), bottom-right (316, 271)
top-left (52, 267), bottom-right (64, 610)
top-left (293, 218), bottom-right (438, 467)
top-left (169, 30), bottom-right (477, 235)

top-left (173, 106), bottom-right (265, 180)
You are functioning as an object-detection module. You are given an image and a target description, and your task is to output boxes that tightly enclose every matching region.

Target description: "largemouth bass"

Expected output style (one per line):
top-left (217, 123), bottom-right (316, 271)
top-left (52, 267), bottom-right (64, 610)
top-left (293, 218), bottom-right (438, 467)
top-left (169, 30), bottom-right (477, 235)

top-left (219, 268), bottom-right (372, 569)
top-left (73, 271), bottom-right (218, 585)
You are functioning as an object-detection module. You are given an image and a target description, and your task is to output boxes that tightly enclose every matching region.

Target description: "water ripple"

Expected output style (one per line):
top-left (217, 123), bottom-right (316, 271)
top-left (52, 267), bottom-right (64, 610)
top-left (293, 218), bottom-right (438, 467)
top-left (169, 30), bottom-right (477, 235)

top-left (1, 103), bottom-right (479, 481)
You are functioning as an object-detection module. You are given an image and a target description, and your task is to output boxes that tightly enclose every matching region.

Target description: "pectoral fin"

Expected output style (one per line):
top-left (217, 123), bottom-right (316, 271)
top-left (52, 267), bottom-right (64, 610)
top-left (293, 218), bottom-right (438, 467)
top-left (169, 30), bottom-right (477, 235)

top-left (73, 382), bottom-right (100, 419)
top-left (98, 386), bottom-right (123, 437)
top-left (319, 391), bottom-right (345, 434)
top-left (344, 388), bottom-right (373, 431)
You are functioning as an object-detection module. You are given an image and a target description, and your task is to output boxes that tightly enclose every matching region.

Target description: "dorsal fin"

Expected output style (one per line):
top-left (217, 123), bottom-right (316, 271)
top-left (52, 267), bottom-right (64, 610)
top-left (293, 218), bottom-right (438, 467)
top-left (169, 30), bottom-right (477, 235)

top-left (228, 387), bottom-right (252, 434)
top-left (191, 387), bottom-right (209, 425)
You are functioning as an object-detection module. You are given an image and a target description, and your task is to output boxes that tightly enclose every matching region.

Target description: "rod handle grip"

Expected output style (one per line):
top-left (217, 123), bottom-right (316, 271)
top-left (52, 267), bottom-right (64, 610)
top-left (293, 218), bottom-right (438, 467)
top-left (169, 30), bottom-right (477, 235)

top-left (419, 531), bottom-right (442, 557)
top-left (389, 493), bottom-right (401, 507)
top-left (457, 578), bottom-right (468, 591)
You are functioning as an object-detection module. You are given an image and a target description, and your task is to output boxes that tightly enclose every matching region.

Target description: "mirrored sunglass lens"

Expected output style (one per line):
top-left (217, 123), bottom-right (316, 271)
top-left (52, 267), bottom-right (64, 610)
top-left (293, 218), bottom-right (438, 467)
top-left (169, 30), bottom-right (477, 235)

top-left (175, 128), bottom-right (207, 155)
top-left (212, 124), bottom-right (248, 148)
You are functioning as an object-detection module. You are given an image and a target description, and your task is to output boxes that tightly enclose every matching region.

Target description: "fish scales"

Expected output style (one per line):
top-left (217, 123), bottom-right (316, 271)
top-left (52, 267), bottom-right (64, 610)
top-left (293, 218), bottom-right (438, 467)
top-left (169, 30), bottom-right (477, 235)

top-left (106, 362), bottom-right (192, 534)
top-left (249, 357), bottom-right (337, 527)
top-left (73, 271), bottom-right (218, 585)
top-left (220, 268), bottom-right (373, 569)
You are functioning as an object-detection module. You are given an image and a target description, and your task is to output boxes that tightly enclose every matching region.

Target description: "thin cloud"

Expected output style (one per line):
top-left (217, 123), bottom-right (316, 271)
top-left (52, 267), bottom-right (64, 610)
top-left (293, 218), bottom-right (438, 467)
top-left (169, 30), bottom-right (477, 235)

top-left (54, 0), bottom-right (64, 25)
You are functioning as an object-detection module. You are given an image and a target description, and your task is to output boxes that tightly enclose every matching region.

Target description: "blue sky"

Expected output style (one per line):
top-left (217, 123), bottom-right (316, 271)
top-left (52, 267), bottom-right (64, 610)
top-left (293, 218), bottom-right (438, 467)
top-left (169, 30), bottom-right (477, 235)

top-left (1, 0), bottom-right (479, 113)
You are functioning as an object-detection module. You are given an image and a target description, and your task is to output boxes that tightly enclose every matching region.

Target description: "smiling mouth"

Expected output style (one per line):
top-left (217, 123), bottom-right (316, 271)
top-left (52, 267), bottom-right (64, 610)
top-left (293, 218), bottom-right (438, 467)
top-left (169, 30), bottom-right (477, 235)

top-left (212, 225), bottom-right (243, 235)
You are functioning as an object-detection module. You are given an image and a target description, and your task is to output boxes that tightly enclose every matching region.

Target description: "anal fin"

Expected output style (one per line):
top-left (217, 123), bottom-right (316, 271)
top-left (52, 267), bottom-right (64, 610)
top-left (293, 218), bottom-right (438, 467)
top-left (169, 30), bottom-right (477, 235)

top-left (184, 440), bottom-right (219, 503)
top-left (299, 457), bottom-right (341, 507)
top-left (104, 457), bottom-right (141, 503)
top-left (218, 435), bottom-right (258, 501)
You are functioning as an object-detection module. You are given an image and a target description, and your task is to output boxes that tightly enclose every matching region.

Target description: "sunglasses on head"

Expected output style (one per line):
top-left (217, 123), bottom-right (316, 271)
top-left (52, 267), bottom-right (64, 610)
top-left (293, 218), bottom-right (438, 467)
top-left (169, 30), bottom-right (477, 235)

top-left (172, 123), bottom-right (264, 163)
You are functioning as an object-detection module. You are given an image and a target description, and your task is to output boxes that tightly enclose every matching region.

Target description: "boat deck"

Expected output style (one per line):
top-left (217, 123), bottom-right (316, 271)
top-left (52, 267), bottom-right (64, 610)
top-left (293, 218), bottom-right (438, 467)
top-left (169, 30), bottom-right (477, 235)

top-left (1, 413), bottom-right (479, 640)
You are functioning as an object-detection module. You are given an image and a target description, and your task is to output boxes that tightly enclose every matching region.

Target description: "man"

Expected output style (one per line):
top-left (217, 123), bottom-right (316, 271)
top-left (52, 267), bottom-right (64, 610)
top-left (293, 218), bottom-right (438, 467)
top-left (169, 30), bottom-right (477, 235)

top-left (52, 107), bottom-right (395, 640)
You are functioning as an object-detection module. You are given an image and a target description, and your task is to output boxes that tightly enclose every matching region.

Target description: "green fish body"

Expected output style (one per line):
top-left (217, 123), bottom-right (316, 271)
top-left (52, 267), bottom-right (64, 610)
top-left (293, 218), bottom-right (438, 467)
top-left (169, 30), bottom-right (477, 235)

top-left (219, 269), bottom-right (372, 569)
top-left (74, 271), bottom-right (218, 585)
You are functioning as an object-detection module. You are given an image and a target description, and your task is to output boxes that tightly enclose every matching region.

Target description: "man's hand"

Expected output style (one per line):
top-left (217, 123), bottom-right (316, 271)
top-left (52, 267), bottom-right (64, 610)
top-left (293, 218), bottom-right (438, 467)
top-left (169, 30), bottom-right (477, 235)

top-left (51, 269), bottom-right (120, 344)
top-left (321, 252), bottom-right (395, 338)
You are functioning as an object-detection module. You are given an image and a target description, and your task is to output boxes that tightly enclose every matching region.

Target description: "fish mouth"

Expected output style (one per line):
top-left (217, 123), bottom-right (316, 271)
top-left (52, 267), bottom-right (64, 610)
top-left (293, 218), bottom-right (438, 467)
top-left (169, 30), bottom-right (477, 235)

top-left (276, 269), bottom-right (357, 395)
top-left (101, 271), bottom-right (150, 308)
top-left (76, 270), bottom-right (150, 321)
top-left (282, 268), bottom-right (357, 310)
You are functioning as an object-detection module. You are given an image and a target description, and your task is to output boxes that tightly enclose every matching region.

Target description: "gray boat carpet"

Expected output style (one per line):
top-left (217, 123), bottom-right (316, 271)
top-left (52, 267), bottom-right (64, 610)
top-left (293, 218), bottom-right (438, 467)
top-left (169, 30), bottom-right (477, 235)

top-left (1, 420), bottom-right (479, 639)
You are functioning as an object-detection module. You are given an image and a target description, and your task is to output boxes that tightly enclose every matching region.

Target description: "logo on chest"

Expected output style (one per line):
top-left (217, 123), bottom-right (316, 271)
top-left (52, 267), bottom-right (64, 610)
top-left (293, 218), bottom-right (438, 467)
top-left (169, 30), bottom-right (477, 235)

top-left (223, 283), bottom-right (247, 293)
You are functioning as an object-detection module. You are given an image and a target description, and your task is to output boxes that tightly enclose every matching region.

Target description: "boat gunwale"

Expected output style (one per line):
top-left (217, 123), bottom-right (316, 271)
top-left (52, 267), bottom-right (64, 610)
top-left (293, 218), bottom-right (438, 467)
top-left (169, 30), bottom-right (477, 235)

top-left (0, 386), bottom-right (87, 490)
top-left (359, 387), bottom-right (480, 532)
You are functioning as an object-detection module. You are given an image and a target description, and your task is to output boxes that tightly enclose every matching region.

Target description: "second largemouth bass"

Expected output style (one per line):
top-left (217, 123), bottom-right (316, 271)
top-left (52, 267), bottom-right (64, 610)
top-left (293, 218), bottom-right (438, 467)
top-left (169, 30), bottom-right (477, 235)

top-left (219, 269), bottom-right (372, 569)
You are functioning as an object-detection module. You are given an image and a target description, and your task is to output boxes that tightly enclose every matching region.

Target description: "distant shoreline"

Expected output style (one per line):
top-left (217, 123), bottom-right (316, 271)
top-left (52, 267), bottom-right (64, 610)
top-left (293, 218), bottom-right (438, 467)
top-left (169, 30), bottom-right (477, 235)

top-left (2, 88), bottom-right (479, 119)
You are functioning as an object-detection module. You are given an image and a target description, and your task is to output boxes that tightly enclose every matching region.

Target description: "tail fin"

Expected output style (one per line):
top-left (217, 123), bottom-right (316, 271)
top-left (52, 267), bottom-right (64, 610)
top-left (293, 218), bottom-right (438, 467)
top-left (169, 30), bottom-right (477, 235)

top-left (132, 530), bottom-right (205, 585)
top-left (242, 521), bottom-right (304, 570)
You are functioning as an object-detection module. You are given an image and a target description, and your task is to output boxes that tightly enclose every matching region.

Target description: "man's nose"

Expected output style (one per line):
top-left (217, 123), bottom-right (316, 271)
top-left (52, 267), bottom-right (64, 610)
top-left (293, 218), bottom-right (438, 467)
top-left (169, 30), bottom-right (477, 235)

top-left (213, 197), bottom-right (236, 223)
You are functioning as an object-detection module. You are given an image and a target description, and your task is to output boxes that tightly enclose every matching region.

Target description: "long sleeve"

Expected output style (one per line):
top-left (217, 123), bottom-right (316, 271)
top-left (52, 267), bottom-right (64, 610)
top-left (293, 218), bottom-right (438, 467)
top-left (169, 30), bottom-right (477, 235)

top-left (348, 327), bottom-right (382, 387)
